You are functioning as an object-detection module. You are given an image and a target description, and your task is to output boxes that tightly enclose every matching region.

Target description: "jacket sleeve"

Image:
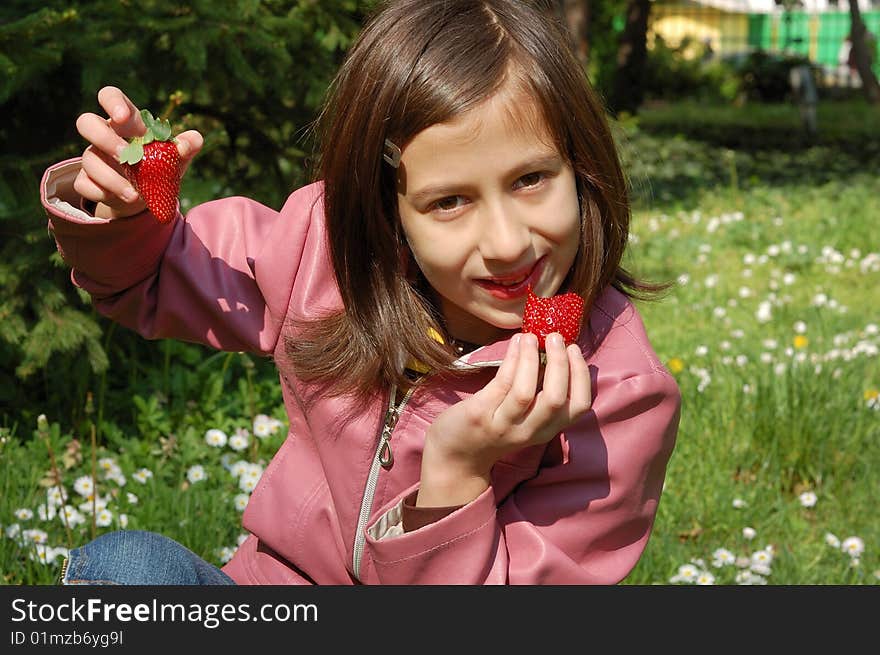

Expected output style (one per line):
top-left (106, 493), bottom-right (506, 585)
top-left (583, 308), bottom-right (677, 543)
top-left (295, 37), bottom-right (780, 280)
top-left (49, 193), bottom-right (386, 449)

top-left (364, 369), bottom-right (681, 584)
top-left (40, 158), bottom-right (325, 355)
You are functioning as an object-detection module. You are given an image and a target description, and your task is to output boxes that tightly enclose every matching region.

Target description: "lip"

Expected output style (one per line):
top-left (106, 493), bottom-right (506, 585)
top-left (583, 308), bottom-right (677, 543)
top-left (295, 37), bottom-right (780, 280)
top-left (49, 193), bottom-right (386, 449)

top-left (474, 256), bottom-right (545, 300)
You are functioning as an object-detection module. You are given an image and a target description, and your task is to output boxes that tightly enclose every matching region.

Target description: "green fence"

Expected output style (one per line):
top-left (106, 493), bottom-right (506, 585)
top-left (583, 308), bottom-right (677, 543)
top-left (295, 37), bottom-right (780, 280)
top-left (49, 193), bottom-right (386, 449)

top-left (653, 6), bottom-right (880, 77)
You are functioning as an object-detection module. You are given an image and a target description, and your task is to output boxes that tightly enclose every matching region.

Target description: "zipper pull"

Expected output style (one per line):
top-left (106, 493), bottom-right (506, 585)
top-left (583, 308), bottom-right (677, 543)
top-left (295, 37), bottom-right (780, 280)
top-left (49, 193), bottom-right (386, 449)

top-left (379, 406), bottom-right (399, 469)
top-left (379, 431), bottom-right (394, 469)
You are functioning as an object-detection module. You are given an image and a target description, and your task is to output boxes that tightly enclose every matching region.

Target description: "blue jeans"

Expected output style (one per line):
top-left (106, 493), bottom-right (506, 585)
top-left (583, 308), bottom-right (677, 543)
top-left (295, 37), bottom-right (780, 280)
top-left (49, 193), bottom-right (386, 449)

top-left (62, 530), bottom-right (236, 585)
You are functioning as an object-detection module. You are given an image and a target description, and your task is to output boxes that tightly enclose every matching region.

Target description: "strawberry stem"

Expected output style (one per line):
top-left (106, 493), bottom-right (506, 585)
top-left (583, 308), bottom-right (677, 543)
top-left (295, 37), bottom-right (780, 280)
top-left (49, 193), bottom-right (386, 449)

top-left (159, 90), bottom-right (184, 123)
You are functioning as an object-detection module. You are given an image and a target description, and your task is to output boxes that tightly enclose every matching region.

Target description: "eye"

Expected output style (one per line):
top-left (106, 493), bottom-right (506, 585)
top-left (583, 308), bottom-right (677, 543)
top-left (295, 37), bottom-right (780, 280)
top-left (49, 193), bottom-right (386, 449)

top-left (514, 172), bottom-right (546, 190)
top-left (429, 195), bottom-right (468, 213)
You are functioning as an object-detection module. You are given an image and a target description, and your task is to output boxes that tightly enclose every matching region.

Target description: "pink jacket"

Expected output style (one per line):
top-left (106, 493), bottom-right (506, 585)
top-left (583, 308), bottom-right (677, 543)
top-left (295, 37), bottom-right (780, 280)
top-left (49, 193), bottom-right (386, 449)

top-left (41, 159), bottom-right (681, 585)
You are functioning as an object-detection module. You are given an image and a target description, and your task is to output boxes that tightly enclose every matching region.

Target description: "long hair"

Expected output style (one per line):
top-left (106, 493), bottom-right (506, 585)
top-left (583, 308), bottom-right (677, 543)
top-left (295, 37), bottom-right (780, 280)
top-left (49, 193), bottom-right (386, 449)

top-left (284, 0), bottom-right (666, 403)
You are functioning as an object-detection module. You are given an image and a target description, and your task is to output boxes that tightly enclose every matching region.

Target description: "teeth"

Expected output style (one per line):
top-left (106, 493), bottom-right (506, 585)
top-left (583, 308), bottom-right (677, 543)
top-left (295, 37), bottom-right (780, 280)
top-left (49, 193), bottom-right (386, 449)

top-left (493, 272), bottom-right (529, 286)
top-left (497, 276), bottom-right (526, 286)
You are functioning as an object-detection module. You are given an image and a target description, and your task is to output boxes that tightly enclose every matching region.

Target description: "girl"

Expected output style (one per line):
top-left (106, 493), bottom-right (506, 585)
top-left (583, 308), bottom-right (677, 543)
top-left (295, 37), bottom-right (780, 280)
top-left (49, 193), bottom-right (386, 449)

top-left (41, 0), bottom-right (680, 585)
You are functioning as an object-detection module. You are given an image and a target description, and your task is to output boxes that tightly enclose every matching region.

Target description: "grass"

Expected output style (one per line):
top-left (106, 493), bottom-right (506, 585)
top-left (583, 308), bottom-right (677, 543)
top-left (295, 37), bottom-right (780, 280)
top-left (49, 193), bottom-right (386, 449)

top-left (621, 140), bottom-right (880, 584)
top-left (1, 99), bottom-right (878, 585)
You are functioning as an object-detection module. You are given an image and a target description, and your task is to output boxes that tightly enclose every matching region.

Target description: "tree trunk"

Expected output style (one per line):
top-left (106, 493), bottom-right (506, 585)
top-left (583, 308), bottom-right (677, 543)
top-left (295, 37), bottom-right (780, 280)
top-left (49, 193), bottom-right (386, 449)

top-left (609, 0), bottom-right (651, 116)
top-left (848, 0), bottom-right (880, 103)
top-left (548, 1), bottom-right (591, 67)
top-left (563, 0), bottom-right (591, 68)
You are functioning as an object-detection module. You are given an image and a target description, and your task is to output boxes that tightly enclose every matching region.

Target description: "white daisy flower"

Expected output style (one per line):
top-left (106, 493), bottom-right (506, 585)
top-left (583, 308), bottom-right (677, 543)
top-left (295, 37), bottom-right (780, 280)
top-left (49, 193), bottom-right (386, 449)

top-left (750, 563), bottom-right (772, 576)
top-left (696, 571), bottom-right (715, 585)
top-left (237, 533), bottom-right (249, 546)
top-left (233, 494), bottom-right (250, 512)
top-left (742, 527), bottom-right (756, 540)
top-left (73, 476), bottom-right (95, 498)
top-left (238, 464), bottom-right (264, 493)
top-left (711, 548), bottom-right (736, 567)
top-left (217, 547), bottom-right (235, 564)
top-left (205, 429), bottom-right (228, 448)
top-left (732, 498), bottom-right (747, 509)
top-left (798, 491), bottom-right (817, 507)
top-left (97, 457), bottom-right (118, 473)
top-left (229, 430), bottom-right (250, 452)
top-left (186, 465), bottom-right (207, 484)
top-left (95, 509), bottom-right (113, 527)
top-left (824, 532), bottom-right (840, 548)
top-left (37, 504), bottom-right (56, 522)
top-left (118, 514), bottom-right (129, 529)
top-left (22, 528), bottom-right (48, 544)
top-left (841, 536), bottom-right (865, 558)
top-left (59, 506), bottom-right (85, 528)
top-left (13, 508), bottom-right (33, 521)
top-left (132, 468), bottom-right (154, 484)
top-left (46, 486), bottom-right (68, 508)
top-left (672, 563), bottom-right (699, 583)
top-left (736, 570), bottom-right (767, 585)
top-left (253, 415), bottom-right (274, 439)
top-left (126, 492), bottom-right (139, 505)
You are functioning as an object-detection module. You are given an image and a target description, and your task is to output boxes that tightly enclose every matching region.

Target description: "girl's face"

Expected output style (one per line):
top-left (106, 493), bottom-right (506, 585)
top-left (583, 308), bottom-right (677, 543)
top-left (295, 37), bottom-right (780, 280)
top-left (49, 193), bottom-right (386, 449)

top-left (396, 89), bottom-right (581, 345)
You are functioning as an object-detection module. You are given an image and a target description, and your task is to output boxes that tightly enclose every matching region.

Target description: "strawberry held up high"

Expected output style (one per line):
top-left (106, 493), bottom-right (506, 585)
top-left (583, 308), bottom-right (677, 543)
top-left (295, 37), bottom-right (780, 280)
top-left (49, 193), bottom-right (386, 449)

top-left (118, 109), bottom-right (181, 224)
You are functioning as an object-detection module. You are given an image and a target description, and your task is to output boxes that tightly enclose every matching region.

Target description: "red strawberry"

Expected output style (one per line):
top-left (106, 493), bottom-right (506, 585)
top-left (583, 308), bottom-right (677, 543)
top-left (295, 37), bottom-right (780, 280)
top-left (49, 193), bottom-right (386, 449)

top-left (119, 109), bottom-right (181, 224)
top-left (521, 286), bottom-right (585, 350)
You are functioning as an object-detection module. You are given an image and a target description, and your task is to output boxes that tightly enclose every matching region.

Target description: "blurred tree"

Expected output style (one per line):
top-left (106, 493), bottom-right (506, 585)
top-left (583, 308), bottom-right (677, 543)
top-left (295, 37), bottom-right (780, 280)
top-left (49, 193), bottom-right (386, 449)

top-left (0, 0), bottom-right (375, 425)
top-left (608, 0), bottom-right (651, 115)
top-left (847, 0), bottom-right (880, 103)
top-left (553, 0), bottom-right (592, 68)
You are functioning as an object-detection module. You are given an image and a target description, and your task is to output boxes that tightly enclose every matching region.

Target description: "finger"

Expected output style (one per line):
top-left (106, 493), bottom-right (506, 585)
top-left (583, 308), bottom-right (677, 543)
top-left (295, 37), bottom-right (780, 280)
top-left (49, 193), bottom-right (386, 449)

top-left (473, 333), bottom-right (520, 409)
top-left (494, 331), bottom-right (540, 423)
top-left (565, 344), bottom-right (592, 422)
top-left (81, 146), bottom-right (140, 203)
top-left (175, 130), bottom-right (204, 177)
top-left (97, 86), bottom-right (145, 139)
top-left (533, 333), bottom-right (570, 419)
top-left (76, 112), bottom-right (131, 162)
top-left (73, 168), bottom-right (113, 205)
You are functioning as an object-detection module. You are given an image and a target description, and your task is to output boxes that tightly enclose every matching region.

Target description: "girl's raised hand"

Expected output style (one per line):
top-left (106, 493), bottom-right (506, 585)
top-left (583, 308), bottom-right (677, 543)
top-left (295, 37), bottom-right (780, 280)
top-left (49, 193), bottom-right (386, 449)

top-left (73, 86), bottom-right (203, 220)
top-left (418, 331), bottom-right (592, 506)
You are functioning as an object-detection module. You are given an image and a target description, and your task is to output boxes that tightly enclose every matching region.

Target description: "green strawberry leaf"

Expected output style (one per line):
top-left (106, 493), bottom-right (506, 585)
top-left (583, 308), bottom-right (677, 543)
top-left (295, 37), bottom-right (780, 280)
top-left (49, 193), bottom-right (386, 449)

top-left (118, 140), bottom-right (144, 165)
top-left (139, 108), bottom-right (172, 142)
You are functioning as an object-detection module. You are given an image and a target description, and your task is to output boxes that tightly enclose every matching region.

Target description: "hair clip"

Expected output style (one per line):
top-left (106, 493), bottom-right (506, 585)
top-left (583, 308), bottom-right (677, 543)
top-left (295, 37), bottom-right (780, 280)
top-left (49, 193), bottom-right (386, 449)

top-left (383, 138), bottom-right (401, 168)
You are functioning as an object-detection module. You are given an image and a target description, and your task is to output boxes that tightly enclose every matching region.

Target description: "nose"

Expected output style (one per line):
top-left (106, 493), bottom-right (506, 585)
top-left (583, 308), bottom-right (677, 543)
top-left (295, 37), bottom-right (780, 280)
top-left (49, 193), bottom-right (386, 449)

top-left (477, 198), bottom-right (531, 263)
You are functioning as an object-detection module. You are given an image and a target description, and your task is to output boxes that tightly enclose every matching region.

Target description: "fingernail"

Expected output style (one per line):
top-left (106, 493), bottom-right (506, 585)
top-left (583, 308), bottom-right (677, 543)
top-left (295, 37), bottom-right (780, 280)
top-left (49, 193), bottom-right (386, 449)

top-left (123, 187), bottom-right (139, 202)
top-left (548, 333), bottom-right (563, 348)
top-left (112, 106), bottom-right (126, 122)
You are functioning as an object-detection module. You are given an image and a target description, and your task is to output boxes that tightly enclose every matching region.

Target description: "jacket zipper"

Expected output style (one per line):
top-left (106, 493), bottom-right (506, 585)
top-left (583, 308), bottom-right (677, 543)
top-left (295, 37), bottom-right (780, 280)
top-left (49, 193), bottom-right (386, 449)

top-left (352, 379), bottom-right (422, 580)
top-left (59, 555), bottom-right (70, 584)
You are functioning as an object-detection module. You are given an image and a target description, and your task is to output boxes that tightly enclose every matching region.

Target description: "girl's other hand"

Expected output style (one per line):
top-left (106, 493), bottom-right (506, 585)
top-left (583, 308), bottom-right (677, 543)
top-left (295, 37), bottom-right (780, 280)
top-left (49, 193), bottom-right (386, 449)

top-left (418, 331), bottom-right (592, 507)
top-left (73, 86), bottom-right (203, 220)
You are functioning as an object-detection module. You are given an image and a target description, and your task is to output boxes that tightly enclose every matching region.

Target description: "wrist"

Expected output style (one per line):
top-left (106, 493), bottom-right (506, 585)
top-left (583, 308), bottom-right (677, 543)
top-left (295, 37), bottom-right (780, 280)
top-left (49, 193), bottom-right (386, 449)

top-left (417, 440), bottom-right (492, 508)
top-left (94, 200), bottom-right (147, 220)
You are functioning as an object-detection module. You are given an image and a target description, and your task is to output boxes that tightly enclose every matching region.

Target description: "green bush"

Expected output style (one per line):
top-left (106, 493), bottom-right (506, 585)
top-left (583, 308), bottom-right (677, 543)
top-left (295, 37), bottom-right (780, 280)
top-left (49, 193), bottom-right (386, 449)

top-left (0, 1), bottom-right (376, 429)
top-left (643, 35), bottom-right (741, 103)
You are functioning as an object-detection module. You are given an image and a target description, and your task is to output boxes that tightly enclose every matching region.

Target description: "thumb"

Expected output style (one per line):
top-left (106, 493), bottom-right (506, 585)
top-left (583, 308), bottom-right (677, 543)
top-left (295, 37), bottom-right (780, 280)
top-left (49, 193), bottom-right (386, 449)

top-left (175, 130), bottom-right (204, 176)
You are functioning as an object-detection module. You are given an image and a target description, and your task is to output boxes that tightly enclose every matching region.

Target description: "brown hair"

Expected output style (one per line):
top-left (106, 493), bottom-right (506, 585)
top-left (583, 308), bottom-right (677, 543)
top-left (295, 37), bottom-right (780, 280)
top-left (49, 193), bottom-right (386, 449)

top-left (284, 0), bottom-right (667, 402)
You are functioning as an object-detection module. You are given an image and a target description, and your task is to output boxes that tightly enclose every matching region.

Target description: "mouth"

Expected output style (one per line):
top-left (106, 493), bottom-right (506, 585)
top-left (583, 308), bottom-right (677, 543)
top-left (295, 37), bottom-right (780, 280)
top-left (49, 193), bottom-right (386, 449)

top-left (474, 257), bottom-right (545, 299)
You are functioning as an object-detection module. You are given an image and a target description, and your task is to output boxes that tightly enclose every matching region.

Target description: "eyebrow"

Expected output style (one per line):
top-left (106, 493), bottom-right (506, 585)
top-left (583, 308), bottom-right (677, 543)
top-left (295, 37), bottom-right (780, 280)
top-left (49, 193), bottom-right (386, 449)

top-left (408, 154), bottom-right (563, 204)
